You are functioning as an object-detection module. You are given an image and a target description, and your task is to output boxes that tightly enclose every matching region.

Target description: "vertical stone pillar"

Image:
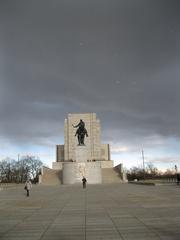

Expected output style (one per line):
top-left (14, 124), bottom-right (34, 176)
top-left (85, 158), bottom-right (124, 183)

top-left (64, 118), bottom-right (69, 161)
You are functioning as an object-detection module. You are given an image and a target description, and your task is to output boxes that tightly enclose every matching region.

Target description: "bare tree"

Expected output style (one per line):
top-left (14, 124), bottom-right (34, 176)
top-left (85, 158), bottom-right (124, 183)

top-left (0, 156), bottom-right (43, 183)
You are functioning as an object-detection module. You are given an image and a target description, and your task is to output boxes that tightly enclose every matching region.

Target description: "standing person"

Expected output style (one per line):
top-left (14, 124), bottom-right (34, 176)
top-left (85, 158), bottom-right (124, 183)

top-left (82, 176), bottom-right (87, 188)
top-left (177, 173), bottom-right (180, 185)
top-left (24, 180), bottom-right (32, 197)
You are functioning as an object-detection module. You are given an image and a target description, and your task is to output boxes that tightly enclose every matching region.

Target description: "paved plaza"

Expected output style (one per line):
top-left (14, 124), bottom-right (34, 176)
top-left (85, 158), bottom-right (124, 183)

top-left (0, 183), bottom-right (180, 240)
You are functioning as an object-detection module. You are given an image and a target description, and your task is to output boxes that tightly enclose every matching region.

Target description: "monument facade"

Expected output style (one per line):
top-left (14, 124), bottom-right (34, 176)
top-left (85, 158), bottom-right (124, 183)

top-left (39, 113), bottom-right (125, 185)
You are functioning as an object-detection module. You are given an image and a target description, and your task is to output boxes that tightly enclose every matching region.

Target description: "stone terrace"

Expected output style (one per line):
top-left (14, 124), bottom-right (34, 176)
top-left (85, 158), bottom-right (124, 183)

top-left (0, 183), bottom-right (180, 240)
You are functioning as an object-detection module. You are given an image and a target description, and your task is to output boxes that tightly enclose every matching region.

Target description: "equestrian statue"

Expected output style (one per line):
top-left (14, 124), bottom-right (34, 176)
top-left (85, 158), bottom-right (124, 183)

top-left (73, 119), bottom-right (88, 145)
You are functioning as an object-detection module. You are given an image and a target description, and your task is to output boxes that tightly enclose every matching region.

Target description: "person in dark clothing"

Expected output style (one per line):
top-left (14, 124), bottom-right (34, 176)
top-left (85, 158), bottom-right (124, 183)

top-left (177, 173), bottom-right (180, 185)
top-left (82, 176), bottom-right (87, 188)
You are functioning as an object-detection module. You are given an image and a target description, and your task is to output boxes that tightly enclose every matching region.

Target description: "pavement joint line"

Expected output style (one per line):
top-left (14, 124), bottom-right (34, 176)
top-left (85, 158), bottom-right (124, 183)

top-left (0, 198), bottom-right (44, 237)
top-left (1, 184), bottom-right (180, 240)
top-left (84, 187), bottom-right (87, 240)
top-left (38, 186), bottom-right (76, 240)
top-left (101, 189), bottom-right (125, 240)
top-left (1, 185), bottom-right (71, 239)
top-left (0, 210), bottom-right (37, 237)
top-left (133, 215), bottom-right (163, 240)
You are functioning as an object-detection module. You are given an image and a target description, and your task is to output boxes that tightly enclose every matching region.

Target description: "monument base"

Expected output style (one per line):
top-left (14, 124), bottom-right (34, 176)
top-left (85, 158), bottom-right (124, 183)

top-left (39, 160), bottom-right (124, 185)
top-left (39, 113), bottom-right (126, 185)
top-left (75, 146), bottom-right (89, 162)
top-left (62, 162), bottom-right (102, 184)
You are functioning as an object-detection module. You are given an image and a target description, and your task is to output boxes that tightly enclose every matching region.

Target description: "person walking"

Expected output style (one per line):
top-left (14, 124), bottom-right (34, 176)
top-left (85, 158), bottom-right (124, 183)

top-left (24, 180), bottom-right (32, 197)
top-left (82, 176), bottom-right (87, 188)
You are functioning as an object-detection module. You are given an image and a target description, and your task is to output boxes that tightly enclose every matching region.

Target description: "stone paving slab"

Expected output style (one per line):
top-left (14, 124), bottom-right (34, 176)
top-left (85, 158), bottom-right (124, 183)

top-left (0, 183), bottom-right (180, 240)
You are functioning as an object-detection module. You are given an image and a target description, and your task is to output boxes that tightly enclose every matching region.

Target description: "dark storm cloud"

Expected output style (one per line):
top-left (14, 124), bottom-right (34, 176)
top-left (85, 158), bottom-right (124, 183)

top-left (0, 0), bottom-right (180, 148)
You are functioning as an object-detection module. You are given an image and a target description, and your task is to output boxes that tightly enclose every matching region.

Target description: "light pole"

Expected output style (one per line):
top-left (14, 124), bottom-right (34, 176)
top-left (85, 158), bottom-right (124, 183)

top-left (142, 150), bottom-right (145, 181)
top-left (175, 165), bottom-right (178, 184)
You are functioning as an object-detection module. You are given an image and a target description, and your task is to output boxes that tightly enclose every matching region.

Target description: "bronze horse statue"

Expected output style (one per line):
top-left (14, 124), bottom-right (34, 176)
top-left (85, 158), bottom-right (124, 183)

top-left (73, 119), bottom-right (88, 145)
top-left (75, 127), bottom-right (88, 145)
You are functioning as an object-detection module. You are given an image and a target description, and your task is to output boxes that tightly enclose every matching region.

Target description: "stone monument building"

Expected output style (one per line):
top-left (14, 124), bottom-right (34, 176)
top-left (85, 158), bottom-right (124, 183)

top-left (39, 113), bottom-right (125, 184)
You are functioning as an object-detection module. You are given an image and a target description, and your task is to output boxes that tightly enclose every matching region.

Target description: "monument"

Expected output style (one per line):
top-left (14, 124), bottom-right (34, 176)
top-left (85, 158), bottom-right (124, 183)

top-left (39, 113), bottom-right (126, 185)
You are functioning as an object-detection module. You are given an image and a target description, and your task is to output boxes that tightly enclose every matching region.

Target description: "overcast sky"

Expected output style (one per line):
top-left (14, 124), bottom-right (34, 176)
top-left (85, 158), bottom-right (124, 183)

top-left (0, 0), bottom-right (180, 170)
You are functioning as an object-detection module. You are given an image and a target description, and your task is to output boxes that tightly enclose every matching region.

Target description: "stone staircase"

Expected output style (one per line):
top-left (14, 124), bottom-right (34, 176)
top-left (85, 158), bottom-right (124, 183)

top-left (39, 167), bottom-right (62, 185)
top-left (39, 166), bottom-right (124, 185)
top-left (101, 168), bottom-right (122, 183)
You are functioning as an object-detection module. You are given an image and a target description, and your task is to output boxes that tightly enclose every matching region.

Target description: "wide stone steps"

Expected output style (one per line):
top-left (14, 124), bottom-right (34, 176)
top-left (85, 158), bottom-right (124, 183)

top-left (40, 166), bottom-right (123, 185)
top-left (102, 168), bottom-right (122, 183)
top-left (40, 167), bottom-right (62, 185)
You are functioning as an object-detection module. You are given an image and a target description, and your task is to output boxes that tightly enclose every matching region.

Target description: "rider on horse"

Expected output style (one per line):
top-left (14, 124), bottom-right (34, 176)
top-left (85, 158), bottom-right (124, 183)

top-left (73, 119), bottom-right (88, 145)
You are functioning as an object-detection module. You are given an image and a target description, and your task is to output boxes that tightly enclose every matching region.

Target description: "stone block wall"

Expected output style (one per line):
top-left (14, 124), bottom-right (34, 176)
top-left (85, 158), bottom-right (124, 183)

top-left (62, 162), bottom-right (102, 184)
top-left (56, 145), bottom-right (64, 162)
top-left (101, 144), bottom-right (110, 160)
top-left (64, 113), bottom-right (101, 162)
